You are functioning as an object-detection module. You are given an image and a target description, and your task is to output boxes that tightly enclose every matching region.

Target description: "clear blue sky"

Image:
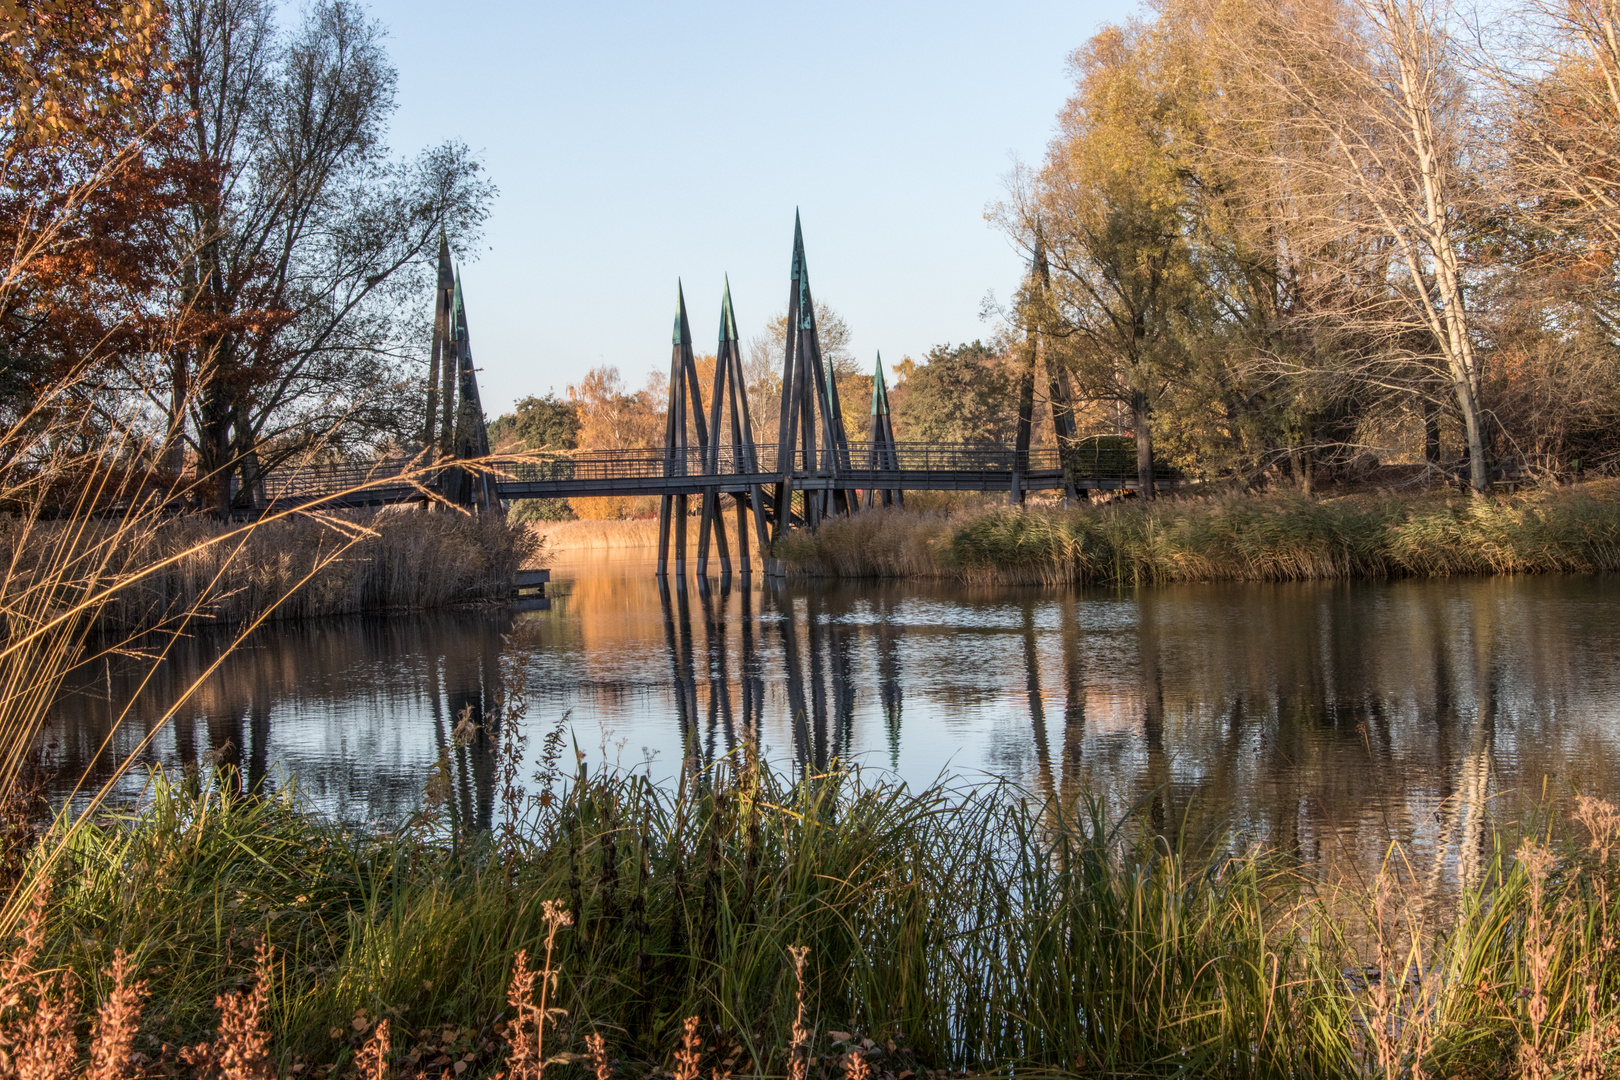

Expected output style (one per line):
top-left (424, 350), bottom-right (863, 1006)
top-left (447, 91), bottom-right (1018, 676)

top-left (371, 0), bottom-right (1134, 414)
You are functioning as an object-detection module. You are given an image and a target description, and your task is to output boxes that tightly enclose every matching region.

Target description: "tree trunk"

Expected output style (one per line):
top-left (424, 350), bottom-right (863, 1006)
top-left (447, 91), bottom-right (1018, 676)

top-left (1422, 396), bottom-right (1440, 465)
top-left (1456, 376), bottom-right (1490, 494)
top-left (1131, 388), bottom-right (1155, 500)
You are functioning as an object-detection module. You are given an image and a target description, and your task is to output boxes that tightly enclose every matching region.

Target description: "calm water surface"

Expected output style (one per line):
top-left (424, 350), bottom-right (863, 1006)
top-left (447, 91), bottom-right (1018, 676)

top-left (44, 555), bottom-right (1620, 880)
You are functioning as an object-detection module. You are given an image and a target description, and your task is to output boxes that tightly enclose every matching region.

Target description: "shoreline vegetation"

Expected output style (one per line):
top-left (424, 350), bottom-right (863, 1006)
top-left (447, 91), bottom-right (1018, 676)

top-left (772, 481), bottom-right (1620, 586)
top-left (4, 746), bottom-right (1620, 1079)
top-left (6, 508), bottom-right (540, 634)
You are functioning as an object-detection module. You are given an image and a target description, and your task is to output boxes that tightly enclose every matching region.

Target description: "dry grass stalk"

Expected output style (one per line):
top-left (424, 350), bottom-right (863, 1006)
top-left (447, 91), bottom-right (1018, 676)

top-left (355, 1018), bottom-right (390, 1080)
top-left (672, 1016), bottom-right (702, 1080)
top-left (585, 1031), bottom-right (612, 1080)
top-left (182, 939), bottom-right (274, 1080)
top-left (85, 948), bottom-right (146, 1080)
top-left (501, 950), bottom-right (541, 1080)
top-left (499, 899), bottom-right (574, 1080)
top-left (787, 946), bottom-right (810, 1080)
top-left (1574, 796), bottom-right (1620, 867)
top-left (1517, 840), bottom-right (1560, 1080)
top-left (0, 885), bottom-right (77, 1080)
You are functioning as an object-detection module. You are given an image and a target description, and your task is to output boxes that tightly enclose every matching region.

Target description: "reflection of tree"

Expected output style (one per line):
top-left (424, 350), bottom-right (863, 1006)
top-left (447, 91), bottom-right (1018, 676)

top-left (659, 578), bottom-right (703, 773)
top-left (875, 596), bottom-right (904, 769)
top-left (1057, 596), bottom-right (1086, 808)
top-left (1022, 601), bottom-right (1056, 800)
top-left (47, 612), bottom-right (514, 821)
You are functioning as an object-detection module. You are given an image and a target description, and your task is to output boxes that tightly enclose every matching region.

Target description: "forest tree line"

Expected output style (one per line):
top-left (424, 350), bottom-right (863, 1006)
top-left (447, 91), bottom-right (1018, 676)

top-left (11, 0), bottom-right (1620, 514)
top-left (500, 0), bottom-right (1620, 506)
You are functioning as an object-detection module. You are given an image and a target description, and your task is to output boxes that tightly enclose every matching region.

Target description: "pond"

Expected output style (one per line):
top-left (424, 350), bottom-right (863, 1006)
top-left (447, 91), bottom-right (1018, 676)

top-left (43, 554), bottom-right (1620, 883)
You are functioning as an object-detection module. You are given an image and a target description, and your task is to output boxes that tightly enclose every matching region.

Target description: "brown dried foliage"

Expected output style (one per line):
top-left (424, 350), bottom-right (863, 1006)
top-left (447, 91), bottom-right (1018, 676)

top-left (181, 939), bottom-right (275, 1080)
top-left (356, 1018), bottom-right (391, 1080)
top-left (787, 945), bottom-right (811, 1080)
top-left (672, 1016), bottom-right (702, 1080)
top-left (0, 885), bottom-right (77, 1080)
top-left (85, 949), bottom-right (146, 1080)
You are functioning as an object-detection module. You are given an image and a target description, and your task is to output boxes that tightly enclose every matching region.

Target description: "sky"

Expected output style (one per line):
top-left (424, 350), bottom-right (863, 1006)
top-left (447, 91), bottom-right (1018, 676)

top-left (367, 0), bottom-right (1136, 415)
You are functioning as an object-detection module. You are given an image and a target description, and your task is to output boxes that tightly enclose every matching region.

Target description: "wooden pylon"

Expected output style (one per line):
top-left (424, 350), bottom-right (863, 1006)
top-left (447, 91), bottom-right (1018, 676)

top-left (658, 283), bottom-right (706, 577)
top-left (772, 212), bottom-right (855, 544)
top-left (423, 231), bottom-right (455, 454)
top-left (449, 270), bottom-right (498, 512)
top-left (696, 277), bottom-right (772, 577)
top-left (865, 353), bottom-right (902, 509)
top-left (1031, 230), bottom-right (1081, 506)
top-left (423, 238), bottom-right (497, 512)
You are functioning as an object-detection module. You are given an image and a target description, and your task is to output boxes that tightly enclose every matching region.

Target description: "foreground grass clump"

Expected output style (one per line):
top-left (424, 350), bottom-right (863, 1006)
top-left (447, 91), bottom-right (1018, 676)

top-left (10, 753), bottom-right (1620, 1079)
top-left (776, 480), bottom-right (1620, 584)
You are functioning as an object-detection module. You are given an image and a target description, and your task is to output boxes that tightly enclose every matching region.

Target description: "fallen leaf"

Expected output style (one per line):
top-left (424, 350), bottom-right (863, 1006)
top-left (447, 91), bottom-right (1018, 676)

top-left (454, 1062), bottom-right (468, 1075)
top-left (351, 1017), bottom-right (369, 1031)
top-left (829, 1032), bottom-right (854, 1044)
top-left (327, 1028), bottom-right (342, 1040)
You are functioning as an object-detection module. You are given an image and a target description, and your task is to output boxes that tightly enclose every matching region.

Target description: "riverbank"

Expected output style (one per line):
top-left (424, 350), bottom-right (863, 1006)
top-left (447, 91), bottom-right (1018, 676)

top-left (538, 515), bottom-right (753, 557)
top-left (7, 756), bottom-right (1619, 1079)
top-left (8, 508), bottom-right (539, 633)
top-left (776, 481), bottom-right (1620, 584)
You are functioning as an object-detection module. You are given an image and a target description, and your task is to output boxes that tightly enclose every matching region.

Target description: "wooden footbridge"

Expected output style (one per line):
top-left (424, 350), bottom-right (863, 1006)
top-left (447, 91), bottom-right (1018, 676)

top-left (263, 215), bottom-right (1174, 577)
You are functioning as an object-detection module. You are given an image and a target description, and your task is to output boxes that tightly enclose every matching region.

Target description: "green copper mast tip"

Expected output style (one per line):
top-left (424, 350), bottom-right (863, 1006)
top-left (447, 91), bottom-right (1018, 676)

top-left (672, 280), bottom-right (692, 346)
top-left (871, 352), bottom-right (890, 416)
top-left (720, 275), bottom-right (738, 342)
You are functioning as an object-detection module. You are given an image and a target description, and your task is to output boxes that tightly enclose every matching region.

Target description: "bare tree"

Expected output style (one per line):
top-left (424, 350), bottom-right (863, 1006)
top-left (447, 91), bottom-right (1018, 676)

top-left (162, 0), bottom-right (493, 512)
top-left (1216, 0), bottom-right (1494, 492)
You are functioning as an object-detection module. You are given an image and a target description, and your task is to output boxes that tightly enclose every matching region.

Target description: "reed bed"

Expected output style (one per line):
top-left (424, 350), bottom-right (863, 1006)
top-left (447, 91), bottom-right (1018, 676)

top-left (6, 742), bottom-right (1620, 1079)
top-left (32, 507), bottom-right (539, 633)
top-left (776, 481), bottom-right (1620, 585)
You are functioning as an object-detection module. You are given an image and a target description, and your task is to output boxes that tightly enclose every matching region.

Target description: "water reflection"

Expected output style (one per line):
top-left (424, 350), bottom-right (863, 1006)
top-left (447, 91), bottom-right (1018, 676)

top-left (42, 560), bottom-right (1620, 886)
top-left (50, 614), bottom-right (513, 824)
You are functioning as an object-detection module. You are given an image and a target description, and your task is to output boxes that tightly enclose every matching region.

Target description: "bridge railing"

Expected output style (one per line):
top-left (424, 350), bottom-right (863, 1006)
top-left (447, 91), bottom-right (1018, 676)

top-left (262, 440), bottom-right (1171, 501)
top-left (261, 458), bottom-right (419, 505)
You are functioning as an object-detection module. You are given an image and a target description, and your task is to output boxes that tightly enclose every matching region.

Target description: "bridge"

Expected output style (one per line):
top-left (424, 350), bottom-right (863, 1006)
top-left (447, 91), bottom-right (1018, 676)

top-left (264, 215), bottom-right (1173, 577)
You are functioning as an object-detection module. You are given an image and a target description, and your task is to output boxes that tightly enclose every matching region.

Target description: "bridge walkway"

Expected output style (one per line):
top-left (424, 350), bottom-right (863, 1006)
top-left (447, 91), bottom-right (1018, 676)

top-left (259, 442), bottom-right (1173, 512)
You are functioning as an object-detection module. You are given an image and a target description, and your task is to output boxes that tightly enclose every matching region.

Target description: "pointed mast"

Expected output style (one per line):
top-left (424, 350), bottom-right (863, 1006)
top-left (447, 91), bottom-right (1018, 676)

top-left (659, 282), bottom-right (696, 576)
top-left (868, 353), bottom-right (901, 509)
top-left (424, 229), bottom-right (454, 453)
top-left (722, 276), bottom-right (773, 571)
top-left (698, 278), bottom-right (732, 577)
top-left (773, 214), bottom-right (805, 538)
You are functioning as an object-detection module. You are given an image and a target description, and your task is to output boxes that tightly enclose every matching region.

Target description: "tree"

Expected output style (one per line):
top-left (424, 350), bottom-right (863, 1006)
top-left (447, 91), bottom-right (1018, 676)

top-left (567, 364), bottom-right (664, 519)
top-left (489, 394), bottom-right (580, 452)
top-left (744, 300), bottom-right (855, 448)
top-left (0, 0), bottom-right (184, 435)
top-left (1213, 0), bottom-right (1495, 492)
top-left (161, 0), bottom-right (493, 512)
top-left (995, 23), bottom-right (1204, 497)
top-left (891, 342), bottom-right (1019, 445)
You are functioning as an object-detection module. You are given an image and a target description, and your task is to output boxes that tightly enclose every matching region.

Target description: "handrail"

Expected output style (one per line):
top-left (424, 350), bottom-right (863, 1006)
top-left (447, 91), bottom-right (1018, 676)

top-left (261, 441), bottom-right (1175, 502)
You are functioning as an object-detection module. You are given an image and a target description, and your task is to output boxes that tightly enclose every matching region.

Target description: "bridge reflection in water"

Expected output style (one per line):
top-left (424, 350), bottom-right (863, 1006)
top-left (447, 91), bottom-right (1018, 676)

top-left (40, 566), bottom-right (1620, 888)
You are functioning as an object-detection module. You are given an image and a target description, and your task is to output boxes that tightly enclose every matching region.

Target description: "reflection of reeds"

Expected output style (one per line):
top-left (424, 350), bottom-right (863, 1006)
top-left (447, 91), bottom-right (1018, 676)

top-left (8, 749), bottom-right (1620, 1078)
top-left (779, 482), bottom-right (1620, 584)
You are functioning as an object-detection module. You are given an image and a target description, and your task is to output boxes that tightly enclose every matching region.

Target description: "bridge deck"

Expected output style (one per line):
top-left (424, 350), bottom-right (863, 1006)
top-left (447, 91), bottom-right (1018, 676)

top-left (260, 442), bottom-right (1171, 511)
